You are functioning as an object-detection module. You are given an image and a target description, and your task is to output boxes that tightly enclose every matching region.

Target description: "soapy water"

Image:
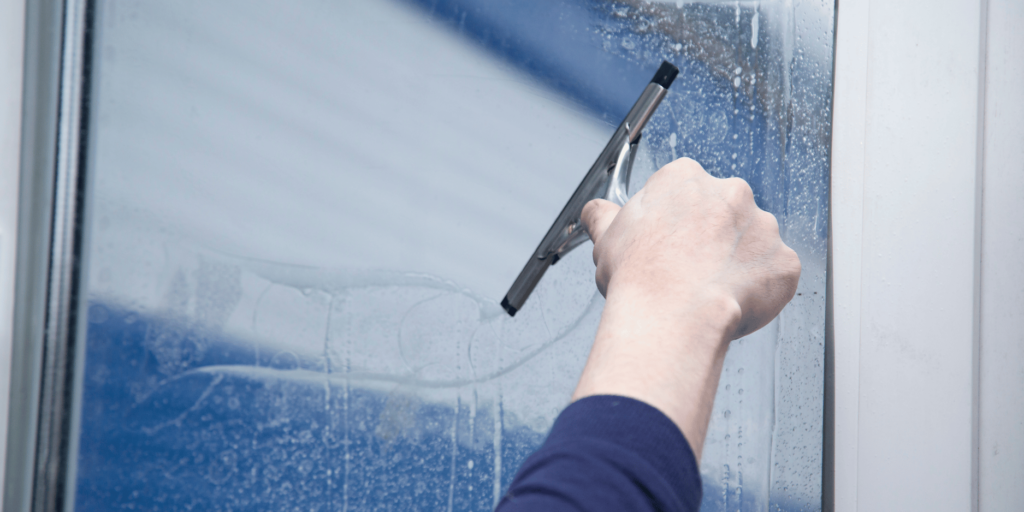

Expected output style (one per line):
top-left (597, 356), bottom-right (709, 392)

top-left (76, 246), bottom-right (819, 512)
top-left (80, 305), bottom-right (546, 511)
top-left (77, 247), bottom-right (601, 511)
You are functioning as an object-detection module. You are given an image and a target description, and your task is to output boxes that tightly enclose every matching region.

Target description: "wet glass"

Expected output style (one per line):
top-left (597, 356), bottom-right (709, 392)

top-left (75, 0), bottom-right (833, 510)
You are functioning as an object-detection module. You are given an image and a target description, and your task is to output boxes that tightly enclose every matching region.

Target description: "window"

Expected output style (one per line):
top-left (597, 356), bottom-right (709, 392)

top-left (10, 0), bottom-right (833, 510)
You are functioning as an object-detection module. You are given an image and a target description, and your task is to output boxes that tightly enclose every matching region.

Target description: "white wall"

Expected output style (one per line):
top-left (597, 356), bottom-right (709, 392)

top-left (0, 0), bottom-right (26, 505)
top-left (830, 0), bottom-right (1024, 510)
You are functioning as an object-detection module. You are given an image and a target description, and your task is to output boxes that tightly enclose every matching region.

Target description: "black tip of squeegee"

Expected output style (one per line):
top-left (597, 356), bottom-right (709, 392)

top-left (651, 61), bottom-right (679, 88)
top-left (501, 296), bottom-right (518, 317)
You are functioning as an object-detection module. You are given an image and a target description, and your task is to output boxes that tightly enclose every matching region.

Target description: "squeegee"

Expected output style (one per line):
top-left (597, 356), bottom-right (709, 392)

top-left (501, 61), bottom-right (679, 316)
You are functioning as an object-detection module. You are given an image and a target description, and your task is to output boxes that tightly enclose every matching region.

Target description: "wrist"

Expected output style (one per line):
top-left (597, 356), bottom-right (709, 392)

top-left (571, 279), bottom-right (739, 460)
top-left (603, 273), bottom-right (740, 350)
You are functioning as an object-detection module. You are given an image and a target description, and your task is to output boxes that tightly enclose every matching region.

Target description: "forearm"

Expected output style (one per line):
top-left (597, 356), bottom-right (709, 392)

top-left (571, 280), bottom-right (738, 461)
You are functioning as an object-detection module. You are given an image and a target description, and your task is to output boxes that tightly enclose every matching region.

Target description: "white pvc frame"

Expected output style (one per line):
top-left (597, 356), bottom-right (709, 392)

top-left (829, 0), bottom-right (1024, 510)
top-left (2, 1), bottom-right (93, 511)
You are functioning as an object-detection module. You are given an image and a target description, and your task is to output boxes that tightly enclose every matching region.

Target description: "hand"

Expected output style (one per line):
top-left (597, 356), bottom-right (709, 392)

top-left (583, 157), bottom-right (800, 341)
top-left (572, 157), bottom-right (800, 460)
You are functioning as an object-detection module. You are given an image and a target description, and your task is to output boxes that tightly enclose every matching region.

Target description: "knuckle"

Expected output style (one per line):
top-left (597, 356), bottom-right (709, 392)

top-left (581, 199), bottom-right (599, 220)
top-left (784, 246), bottom-right (802, 276)
top-left (661, 157), bottom-right (705, 180)
top-left (761, 211), bottom-right (780, 234)
top-left (668, 156), bottom-right (697, 170)
top-left (581, 199), bottom-right (609, 226)
top-left (722, 177), bottom-right (754, 205)
top-left (675, 157), bottom-right (702, 172)
top-left (731, 177), bottom-right (755, 196)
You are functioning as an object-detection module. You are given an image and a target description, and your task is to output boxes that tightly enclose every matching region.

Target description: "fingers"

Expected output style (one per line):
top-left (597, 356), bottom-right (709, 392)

top-left (581, 199), bottom-right (621, 248)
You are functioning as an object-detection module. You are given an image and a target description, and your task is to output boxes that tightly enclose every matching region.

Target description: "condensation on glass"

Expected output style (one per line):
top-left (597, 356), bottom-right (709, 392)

top-left (75, 0), bottom-right (833, 510)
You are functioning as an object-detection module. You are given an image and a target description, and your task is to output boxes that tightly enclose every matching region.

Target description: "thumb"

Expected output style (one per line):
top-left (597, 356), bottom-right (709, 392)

top-left (581, 198), bottom-right (621, 248)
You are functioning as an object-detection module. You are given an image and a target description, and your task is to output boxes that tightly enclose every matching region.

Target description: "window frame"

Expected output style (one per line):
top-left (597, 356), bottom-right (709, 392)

top-left (5, 1), bottom-right (94, 511)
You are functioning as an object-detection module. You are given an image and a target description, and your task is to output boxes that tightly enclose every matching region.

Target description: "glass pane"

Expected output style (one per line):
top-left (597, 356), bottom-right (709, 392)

top-left (75, 1), bottom-right (832, 511)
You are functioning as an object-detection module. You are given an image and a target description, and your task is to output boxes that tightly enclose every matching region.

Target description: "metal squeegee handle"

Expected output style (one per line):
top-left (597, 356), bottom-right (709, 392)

top-left (501, 61), bottom-right (679, 316)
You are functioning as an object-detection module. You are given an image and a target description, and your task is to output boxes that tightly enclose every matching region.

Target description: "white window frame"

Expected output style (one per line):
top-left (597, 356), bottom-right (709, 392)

top-left (829, 0), bottom-right (1024, 510)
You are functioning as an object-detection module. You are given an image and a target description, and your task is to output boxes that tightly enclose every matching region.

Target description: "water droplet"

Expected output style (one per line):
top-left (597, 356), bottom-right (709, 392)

top-left (738, 388), bottom-right (744, 395)
top-left (467, 460), bottom-right (474, 470)
top-left (89, 305), bottom-right (110, 324)
top-left (270, 351), bottom-right (299, 370)
top-left (208, 450), bottom-right (238, 484)
top-left (724, 410), bottom-right (731, 419)
top-left (751, 11), bottom-right (760, 48)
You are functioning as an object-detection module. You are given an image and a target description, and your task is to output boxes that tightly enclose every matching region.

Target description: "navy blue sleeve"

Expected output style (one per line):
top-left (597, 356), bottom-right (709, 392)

top-left (496, 395), bottom-right (702, 512)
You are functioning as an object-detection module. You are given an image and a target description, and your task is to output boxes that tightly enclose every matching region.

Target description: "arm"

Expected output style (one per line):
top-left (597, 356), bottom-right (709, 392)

top-left (497, 158), bottom-right (800, 512)
top-left (574, 157), bottom-right (800, 460)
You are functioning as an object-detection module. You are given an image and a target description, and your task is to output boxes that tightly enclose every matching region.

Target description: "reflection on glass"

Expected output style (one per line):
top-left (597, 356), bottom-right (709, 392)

top-left (76, 0), bottom-right (832, 510)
